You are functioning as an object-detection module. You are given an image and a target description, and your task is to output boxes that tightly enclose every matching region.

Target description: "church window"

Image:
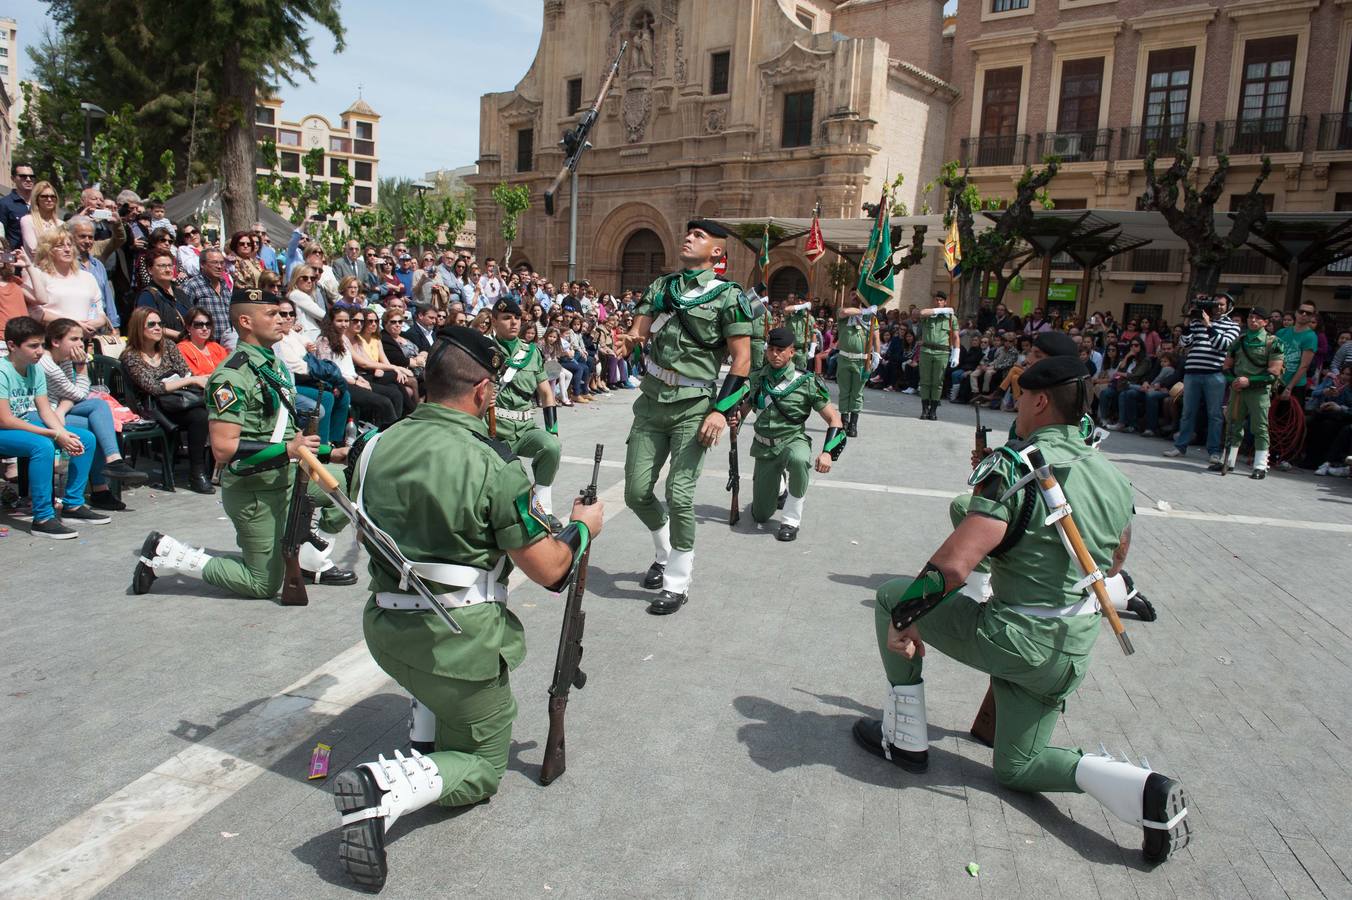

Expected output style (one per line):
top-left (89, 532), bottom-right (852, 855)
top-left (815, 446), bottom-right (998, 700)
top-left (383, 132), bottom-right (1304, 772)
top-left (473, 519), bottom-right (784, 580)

top-left (782, 90), bottom-right (815, 148)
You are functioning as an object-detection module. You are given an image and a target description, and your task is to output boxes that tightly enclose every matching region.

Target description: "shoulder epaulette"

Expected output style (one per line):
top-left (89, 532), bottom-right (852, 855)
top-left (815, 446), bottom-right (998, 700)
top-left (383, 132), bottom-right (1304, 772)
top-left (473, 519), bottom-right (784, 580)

top-left (224, 352), bottom-right (249, 370)
top-left (470, 429), bottom-right (518, 462)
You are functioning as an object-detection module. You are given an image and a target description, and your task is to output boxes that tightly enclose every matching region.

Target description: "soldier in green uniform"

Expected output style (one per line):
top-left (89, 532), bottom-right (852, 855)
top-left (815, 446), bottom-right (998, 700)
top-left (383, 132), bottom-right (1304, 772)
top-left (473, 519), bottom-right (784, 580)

top-left (782, 294), bottom-right (814, 371)
top-left (747, 285), bottom-right (771, 373)
top-left (745, 327), bottom-right (845, 541)
top-left (131, 287), bottom-right (355, 599)
top-left (917, 291), bottom-right (958, 420)
top-left (489, 297), bottom-right (562, 526)
top-left (1214, 305), bottom-right (1284, 479)
top-left (835, 292), bottom-right (882, 437)
top-left (615, 219), bottom-right (752, 615)
top-left (330, 326), bottom-right (605, 891)
top-left (852, 356), bottom-right (1191, 864)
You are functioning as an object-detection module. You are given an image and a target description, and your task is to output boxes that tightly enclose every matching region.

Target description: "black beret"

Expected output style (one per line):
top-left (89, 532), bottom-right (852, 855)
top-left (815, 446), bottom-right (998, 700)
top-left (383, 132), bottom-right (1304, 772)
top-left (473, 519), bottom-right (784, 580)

top-left (1032, 331), bottom-right (1079, 358)
top-left (767, 327), bottom-right (796, 349)
top-left (687, 218), bottom-right (731, 239)
top-left (1248, 305), bottom-right (1270, 319)
top-left (433, 325), bottom-right (505, 377)
top-left (492, 297), bottom-right (522, 317)
top-left (1018, 356), bottom-right (1088, 390)
top-left (230, 287), bottom-right (282, 307)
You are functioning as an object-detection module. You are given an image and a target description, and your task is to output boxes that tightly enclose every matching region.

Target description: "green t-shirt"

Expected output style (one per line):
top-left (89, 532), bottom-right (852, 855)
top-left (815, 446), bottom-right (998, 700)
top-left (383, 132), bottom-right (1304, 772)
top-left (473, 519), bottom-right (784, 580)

top-left (494, 336), bottom-right (546, 411)
top-left (920, 312), bottom-right (954, 351)
top-left (636, 268), bottom-right (751, 402)
top-left (966, 424), bottom-right (1134, 656)
top-left (0, 357), bottom-right (46, 419)
top-left (749, 363), bottom-right (829, 446)
top-left (1276, 326), bottom-right (1317, 387)
top-left (209, 342), bottom-right (299, 491)
top-left (355, 403), bottom-right (546, 681)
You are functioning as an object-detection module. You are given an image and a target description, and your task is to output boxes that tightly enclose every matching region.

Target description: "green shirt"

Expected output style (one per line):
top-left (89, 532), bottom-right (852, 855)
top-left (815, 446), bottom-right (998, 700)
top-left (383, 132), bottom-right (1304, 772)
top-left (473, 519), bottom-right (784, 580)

top-left (749, 363), bottom-right (829, 444)
top-left (636, 267), bottom-right (751, 402)
top-left (493, 336), bottom-right (546, 411)
top-left (836, 312), bottom-right (870, 355)
top-left (355, 403), bottom-right (547, 680)
top-left (966, 424), bottom-right (1134, 656)
top-left (209, 341), bottom-right (299, 491)
top-left (920, 312), bottom-right (954, 352)
top-left (785, 307), bottom-right (811, 356)
top-left (0, 358), bottom-right (46, 419)
top-left (1228, 329), bottom-right (1283, 384)
top-left (1276, 326), bottom-right (1317, 387)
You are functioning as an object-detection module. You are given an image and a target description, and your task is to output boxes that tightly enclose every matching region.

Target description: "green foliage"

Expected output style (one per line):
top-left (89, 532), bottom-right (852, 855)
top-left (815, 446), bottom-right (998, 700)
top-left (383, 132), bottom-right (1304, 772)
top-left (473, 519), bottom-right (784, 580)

top-left (826, 260), bottom-right (855, 291)
top-left (492, 182), bottom-right (531, 266)
top-left (378, 178), bottom-right (472, 251)
top-left (256, 139), bottom-right (353, 226)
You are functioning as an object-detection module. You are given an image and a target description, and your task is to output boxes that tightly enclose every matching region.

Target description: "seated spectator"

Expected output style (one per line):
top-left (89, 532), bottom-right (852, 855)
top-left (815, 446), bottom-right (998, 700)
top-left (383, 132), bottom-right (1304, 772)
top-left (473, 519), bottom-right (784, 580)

top-left (379, 307), bottom-right (424, 397)
top-left (274, 297), bottom-right (350, 445)
top-left (1117, 350), bottom-right (1181, 436)
top-left (964, 334), bottom-right (999, 401)
top-left (314, 307), bottom-right (396, 429)
top-left (1098, 338), bottom-right (1151, 425)
top-left (1301, 365), bottom-right (1352, 470)
top-left (556, 319), bottom-right (592, 403)
top-left (0, 315), bottom-right (109, 537)
top-left (1089, 342), bottom-right (1124, 419)
top-left (39, 317), bottom-right (149, 506)
top-left (540, 326), bottom-right (574, 406)
top-left (175, 224), bottom-right (203, 278)
top-left (135, 248), bottom-right (187, 341)
top-left (20, 181), bottom-right (63, 257)
top-left (176, 306), bottom-right (229, 376)
top-left (22, 230), bottom-right (110, 334)
top-left (347, 308), bottom-right (414, 419)
top-left (287, 265), bottom-right (327, 342)
top-left (122, 306), bottom-right (213, 494)
top-left (228, 231), bottom-right (262, 290)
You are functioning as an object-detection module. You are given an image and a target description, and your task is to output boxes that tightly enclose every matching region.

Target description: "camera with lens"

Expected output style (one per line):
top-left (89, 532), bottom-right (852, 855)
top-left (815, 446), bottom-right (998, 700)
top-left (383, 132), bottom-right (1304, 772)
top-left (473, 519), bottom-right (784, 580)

top-left (1187, 295), bottom-right (1220, 322)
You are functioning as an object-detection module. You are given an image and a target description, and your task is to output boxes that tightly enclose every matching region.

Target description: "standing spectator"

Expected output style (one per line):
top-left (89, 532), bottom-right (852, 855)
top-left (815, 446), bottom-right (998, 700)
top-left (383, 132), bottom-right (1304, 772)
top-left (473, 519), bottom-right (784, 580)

top-left (133, 228), bottom-right (176, 294)
top-left (1, 163), bottom-right (37, 248)
top-left (477, 258), bottom-right (505, 310)
top-left (1329, 330), bottom-right (1352, 377)
top-left (1164, 295), bottom-right (1240, 463)
top-left (40, 317), bottom-right (149, 503)
top-left (20, 181), bottom-right (64, 257)
top-left (991, 303), bottom-right (1017, 334)
top-left (175, 247), bottom-right (234, 349)
top-left (286, 265), bottom-right (327, 342)
top-left (252, 223), bottom-right (279, 274)
top-left (302, 244), bottom-right (340, 310)
top-left (122, 306), bottom-right (213, 493)
top-left (1277, 300), bottom-right (1319, 401)
top-left (0, 242), bottom-right (34, 352)
top-left (315, 307), bottom-right (396, 429)
top-left (0, 315), bottom-right (108, 538)
top-left (176, 306), bottom-right (230, 376)
top-left (1139, 317), bottom-right (1161, 357)
top-left (175, 224), bottom-right (203, 278)
top-left (228, 231), bottom-right (262, 290)
top-left (69, 216), bottom-right (119, 333)
top-left (135, 249), bottom-right (187, 341)
top-left (395, 254), bottom-right (416, 297)
top-left (22, 232), bottom-right (110, 334)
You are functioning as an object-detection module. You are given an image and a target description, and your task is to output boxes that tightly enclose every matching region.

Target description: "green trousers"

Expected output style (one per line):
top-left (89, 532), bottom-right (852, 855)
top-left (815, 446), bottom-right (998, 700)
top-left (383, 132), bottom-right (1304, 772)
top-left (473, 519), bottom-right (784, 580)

top-left (372, 652), bottom-right (517, 808)
top-left (497, 417), bottom-right (561, 486)
top-left (1226, 387), bottom-right (1271, 451)
top-left (793, 351), bottom-right (808, 372)
top-left (837, 356), bottom-right (866, 414)
top-left (202, 464), bottom-right (347, 600)
top-left (751, 342), bottom-right (765, 373)
top-left (919, 349), bottom-right (948, 402)
top-left (874, 577), bottom-right (1088, 793)
top-left (750, 435), bottom-right (810, 523)
top-left (624, 392), bottom-right (711, 551)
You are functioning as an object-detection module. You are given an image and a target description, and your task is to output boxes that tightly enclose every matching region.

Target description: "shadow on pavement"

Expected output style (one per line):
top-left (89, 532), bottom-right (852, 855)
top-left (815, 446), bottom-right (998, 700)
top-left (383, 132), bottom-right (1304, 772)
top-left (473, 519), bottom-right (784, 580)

top-left (584, 564), bottom-right (657, 604)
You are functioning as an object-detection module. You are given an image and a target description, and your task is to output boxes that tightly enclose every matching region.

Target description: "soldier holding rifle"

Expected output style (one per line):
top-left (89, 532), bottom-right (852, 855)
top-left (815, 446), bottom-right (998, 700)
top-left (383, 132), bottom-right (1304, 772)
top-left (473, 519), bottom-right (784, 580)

top-left (328, 326), bottom-right (605, 892)
top-left (853, 355), bottom-right (1191, 864)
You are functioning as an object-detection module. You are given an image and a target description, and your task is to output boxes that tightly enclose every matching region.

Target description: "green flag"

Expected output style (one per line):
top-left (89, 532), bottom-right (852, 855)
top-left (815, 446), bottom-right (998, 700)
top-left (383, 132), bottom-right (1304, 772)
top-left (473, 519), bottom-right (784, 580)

top-left (758, 220), bottom-right (771, 272)
top-left (856, 191), bottom-right (894, 306)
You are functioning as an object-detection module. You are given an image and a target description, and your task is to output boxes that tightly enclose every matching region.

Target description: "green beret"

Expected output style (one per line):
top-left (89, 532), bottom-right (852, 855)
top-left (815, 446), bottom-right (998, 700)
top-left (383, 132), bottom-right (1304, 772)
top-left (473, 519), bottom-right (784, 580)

top-left (1018, 356), bottom-right (1088, 390)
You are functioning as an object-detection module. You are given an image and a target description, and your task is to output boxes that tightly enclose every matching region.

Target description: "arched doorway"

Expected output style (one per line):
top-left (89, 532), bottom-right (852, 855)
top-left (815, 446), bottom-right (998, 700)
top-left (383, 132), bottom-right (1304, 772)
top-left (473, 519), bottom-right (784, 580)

top-left (621, 229), bottom-right (666, 294)
top-left (769, 266), bottom-right (809, 301)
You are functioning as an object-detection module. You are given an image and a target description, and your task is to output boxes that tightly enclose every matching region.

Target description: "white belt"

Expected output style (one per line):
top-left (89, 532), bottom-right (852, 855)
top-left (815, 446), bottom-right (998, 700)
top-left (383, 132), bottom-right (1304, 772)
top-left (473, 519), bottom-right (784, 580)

top-left (1004, 597), bottom-right (1099, 618)
top-left (373, 557), bottom-right (508, 610)
top-left (493, 407), bottom-right (533, 422)
top-left (645, 359), bottom-right (713, 389)
top-left (839, 350), bottom-right (869, 360)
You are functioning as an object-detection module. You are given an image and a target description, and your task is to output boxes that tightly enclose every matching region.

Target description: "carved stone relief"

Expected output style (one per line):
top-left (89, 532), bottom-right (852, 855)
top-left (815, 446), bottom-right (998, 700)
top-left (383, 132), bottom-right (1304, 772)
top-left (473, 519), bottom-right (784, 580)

top-left (705, 106), bottom-right (727, 135)
top-left (623, 88), bottom-right (653, 143)
top-left (674, 26), bottom-right (686, 83)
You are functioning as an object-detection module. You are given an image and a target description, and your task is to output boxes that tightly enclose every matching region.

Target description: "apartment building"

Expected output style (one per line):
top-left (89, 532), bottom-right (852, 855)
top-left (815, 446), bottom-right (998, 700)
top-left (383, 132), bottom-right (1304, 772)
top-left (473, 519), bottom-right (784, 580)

top-left (948, 0), bottom-right (1352, 323)
top-left (254, 96), bottom-right (380, 210)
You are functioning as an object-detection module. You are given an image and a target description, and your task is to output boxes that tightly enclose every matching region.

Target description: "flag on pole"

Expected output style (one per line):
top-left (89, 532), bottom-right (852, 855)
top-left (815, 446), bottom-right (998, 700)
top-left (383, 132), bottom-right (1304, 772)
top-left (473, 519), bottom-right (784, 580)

top-left (804, 213), bottom-right (825, 266)
top-left (757, 220), bottom-right (772, 272)
top-left (855, 188), bottom-right (894, 306)
top-left (943, 213), bottom-right (963, 277)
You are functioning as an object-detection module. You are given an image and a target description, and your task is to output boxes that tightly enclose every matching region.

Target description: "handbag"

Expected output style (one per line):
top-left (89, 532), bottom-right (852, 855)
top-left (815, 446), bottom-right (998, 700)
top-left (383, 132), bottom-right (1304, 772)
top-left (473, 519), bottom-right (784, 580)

top-left (156, 386), bottom-right (205, 413)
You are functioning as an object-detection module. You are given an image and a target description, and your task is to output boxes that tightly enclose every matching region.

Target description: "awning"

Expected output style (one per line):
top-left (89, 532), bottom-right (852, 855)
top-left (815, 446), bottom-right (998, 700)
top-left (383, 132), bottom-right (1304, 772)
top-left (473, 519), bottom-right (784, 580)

top-left (163, 180), bottom-right (296, 246)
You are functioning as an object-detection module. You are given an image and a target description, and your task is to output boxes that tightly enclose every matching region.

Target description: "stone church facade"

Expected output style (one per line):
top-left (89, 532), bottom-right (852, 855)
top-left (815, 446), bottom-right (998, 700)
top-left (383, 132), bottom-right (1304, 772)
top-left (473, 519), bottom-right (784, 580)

top-left (469, 0), bottom-right (954, 307)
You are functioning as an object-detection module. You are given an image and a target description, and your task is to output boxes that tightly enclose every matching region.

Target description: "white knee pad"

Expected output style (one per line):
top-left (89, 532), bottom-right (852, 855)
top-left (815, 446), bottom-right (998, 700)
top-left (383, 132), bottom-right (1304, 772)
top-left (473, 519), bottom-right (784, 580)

top-left (650, 521), bottom-right (672, 566)
top-left (881, 682), bottom-right (928, 757)
top-left (662, 548), bottom-right (694, 593)
top-left (408, 697), bottom-right (436, 745)
top-left (143, 534), bottom-right (212, 578)
top-left (1075, 753), bottom-right (1156, 827)
top-left (344, 749), bottom-right (444, 832)
top-left (297, 539), bottom-right (334, 575)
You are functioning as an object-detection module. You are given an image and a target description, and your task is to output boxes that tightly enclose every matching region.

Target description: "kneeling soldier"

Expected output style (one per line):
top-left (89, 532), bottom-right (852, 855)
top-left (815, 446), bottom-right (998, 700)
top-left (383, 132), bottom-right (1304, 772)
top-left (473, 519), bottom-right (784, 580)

top-left (490, 297), bottom-right (562, 527)
top-left (331, 326), bottom-right (605, 891)
top-left (132, 287), bottom-right (354, 599)
top-left (746, 327), bottom-right (844, 541)
top-left (853, 356), bottom-right (1191, 864)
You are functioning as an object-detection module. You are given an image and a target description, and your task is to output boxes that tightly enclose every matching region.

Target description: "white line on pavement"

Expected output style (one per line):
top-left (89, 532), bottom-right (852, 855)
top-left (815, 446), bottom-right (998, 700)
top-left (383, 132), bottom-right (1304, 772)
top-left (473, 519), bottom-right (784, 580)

top-left (0, 474), bottom-right (635, 900)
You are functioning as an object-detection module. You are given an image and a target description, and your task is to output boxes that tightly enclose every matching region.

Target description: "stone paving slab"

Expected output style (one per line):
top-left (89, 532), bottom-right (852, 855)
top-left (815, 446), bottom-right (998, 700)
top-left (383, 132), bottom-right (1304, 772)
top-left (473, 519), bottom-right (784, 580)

top-left (3, 385), bottom-right (1351, 899)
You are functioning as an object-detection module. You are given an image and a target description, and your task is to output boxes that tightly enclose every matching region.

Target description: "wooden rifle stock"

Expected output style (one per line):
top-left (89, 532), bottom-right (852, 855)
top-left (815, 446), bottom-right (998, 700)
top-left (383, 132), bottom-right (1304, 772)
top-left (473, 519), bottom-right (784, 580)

top-left (487, 404), bottom-right (497, 440)
top-left (543, 42), bottom-right (627, 215)
top-left (539, 444), bottom-right (603, 786)
top-left (280, 417), bottom-right (320, 607)
top-left (727, 404), bottom-right (742, 526)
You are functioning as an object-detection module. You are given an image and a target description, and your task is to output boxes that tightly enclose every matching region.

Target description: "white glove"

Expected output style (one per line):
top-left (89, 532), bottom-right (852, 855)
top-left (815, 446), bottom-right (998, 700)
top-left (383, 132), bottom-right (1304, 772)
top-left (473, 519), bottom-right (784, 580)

top-left (865, 305), bottom-right (880, 317)
top-left (869, 351), bottom-right (881, 369)
top-left (934, 307), bottom-right (956, 317)
top-left (787, 302), bottom-right (811, 313)
top-left (949, 348), bottom-right (960, 368)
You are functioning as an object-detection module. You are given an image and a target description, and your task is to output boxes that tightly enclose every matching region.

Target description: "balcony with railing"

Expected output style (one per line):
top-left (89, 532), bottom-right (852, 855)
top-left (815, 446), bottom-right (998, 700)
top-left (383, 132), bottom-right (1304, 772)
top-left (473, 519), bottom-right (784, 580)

top-left (1036, 129), bottom-right (1113, 164)
top-left (1110, 248), bottom-right (1186, 274)
top-left (1213, 116), bottom-right (1306, 156)
top-left (1119, 123), bottom-right (1205, 160)
top-left (1317, 113), bottom-right (1352, 152)
top-left (1220, 248), bottom-right (1281, 278)
top-left (959, 134), bottom-right (1030, 168)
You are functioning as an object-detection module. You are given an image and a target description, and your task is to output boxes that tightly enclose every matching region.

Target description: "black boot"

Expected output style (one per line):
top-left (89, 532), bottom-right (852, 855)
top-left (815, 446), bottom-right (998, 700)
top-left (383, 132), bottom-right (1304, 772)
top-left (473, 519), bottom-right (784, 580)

top-left (188, 466), bottom-right (215, 495)
top-left (930, 399), bottom-right (940, 420)
top-left (918, 401), bottom-right (929, 420)
top-left (646, 590), bottom-right (688, 615)
top-left (851, 719), bottom-right (929, 773)
top-left (641, 562), bottom-right (665, 590)
top-left (846, 412), bottom-right (858, 438)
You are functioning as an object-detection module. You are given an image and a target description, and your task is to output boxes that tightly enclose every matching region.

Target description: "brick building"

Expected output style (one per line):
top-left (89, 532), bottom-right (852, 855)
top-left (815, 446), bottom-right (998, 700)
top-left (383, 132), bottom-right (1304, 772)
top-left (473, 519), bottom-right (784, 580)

top-left (470, 0), bottom-right (954, 308)
top-left (254, 96), bottom-right (381, 210)
top-left (948, 0), bottom-right (1352, 323)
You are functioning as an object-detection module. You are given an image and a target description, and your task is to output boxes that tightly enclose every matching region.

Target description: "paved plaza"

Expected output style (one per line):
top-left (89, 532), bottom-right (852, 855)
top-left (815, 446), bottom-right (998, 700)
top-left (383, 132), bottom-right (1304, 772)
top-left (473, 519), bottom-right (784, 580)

top-left (2, 385), bottom-right (1351, 900)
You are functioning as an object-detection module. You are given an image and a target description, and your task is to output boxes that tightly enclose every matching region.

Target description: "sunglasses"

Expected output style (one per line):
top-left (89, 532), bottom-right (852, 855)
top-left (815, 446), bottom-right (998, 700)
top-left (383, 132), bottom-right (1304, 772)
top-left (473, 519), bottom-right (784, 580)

top-left (278, 311), bottom-right (296, 318)
top-left (388, 318), bottom-right (406, 324)
top-left (191, 320), bottom-right (212, 328)
top-left (146, 320), bottom-right (163, 328)
top-left (183, 229), bottom-right (198, 236)
top-left (38, 194), bottom-right (57, 200)
top-left (297, 275), bottom-right (315, 282)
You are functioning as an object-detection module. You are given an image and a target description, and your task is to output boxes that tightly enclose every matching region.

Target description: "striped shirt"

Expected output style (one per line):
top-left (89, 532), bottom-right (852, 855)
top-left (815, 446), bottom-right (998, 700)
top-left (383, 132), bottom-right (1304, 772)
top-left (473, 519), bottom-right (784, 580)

top-left (1180, 315), bottom-right (1240, 373)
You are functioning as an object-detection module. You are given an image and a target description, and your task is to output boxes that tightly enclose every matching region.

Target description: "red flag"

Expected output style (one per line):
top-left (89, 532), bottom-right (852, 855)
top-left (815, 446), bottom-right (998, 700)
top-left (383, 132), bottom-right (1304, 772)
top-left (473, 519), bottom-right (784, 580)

top-left (713, 256), bottom-right (728, 276)
top-left (804, 214), bottom-right (825, 266)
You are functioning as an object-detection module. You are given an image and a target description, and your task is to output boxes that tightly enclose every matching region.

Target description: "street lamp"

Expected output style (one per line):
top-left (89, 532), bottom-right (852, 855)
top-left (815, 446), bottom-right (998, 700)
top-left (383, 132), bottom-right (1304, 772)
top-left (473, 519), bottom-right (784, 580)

top-left (79, 102), bottom-right (108, 188)
top-left (409, 182), bottom-right (434, 252)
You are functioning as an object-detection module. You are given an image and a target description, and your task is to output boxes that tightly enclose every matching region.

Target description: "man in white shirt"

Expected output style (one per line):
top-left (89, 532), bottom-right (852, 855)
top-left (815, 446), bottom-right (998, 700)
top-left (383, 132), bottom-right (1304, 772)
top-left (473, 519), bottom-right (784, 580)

top-left (476, 258), bottom-right (505, 309)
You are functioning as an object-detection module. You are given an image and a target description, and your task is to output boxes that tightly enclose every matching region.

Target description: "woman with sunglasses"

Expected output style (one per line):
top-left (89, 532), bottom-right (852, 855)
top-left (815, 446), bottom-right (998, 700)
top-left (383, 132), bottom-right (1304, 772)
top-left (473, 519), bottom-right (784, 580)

top-left (177, 306), bottom-right (229, 376)
top-left (228, 231), bottom-right (261, 290)
top-left (275, 297), bottom-right (351, 445)
top-left (349, 309), bottom-right (413, 419)
top-left (134, 227), bottom-right (177, 294)
top-left (123, 306), bottom-right (213, 493)
top-left (175, 225), bottom-right (203, 278)
top-left (315, 308), bottom-right (397, 429)
top-left (380, 308), bottom-right (423, 405)
top-left (287, 265), bottom-right (327, 342)
top-left (20, 181), bottom-right (63, 258)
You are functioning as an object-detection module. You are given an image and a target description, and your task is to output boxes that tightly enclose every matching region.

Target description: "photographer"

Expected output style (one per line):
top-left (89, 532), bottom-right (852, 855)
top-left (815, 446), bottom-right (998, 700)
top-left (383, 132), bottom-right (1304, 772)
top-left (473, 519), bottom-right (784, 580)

top-left (1164, 292), bottom-right (1240, 464)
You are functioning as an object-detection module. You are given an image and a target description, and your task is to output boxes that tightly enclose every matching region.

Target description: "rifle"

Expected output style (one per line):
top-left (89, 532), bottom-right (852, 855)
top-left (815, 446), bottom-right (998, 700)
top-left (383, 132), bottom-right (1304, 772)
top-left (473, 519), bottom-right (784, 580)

top-left (973, 401), bottom-right (991, 456)
top-left (968, 402), bottom-right (996, 747)
top-left (543, 42), bottom-right (627, 216)
top-left (280, 416), bottom-right (321, 607)
top-left (1219, 385), bottom-right (1241, 476)
top-left (487, 404), bottom-right (498, 440)
top-left (726, 402), bottom-right (743, 526)
top-left (540, 444), bottom-right (603, 786)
